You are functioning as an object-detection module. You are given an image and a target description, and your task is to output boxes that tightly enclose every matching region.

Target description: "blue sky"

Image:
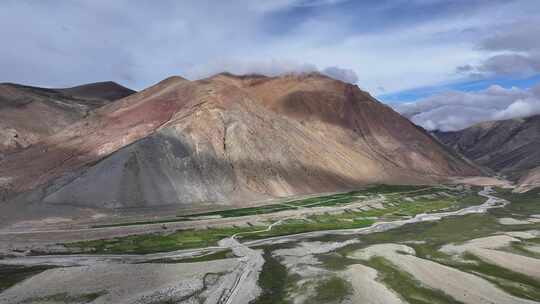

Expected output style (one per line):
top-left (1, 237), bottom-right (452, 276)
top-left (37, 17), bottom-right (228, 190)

top-left (380, 74), bottom-right (540, 104)
top-left (1, 0), bottom-right (539, 130)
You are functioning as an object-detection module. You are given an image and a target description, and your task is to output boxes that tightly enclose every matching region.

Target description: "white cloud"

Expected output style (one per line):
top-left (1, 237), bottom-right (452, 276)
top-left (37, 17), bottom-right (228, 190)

top-left (0, 0), bottom-right (537, 95)
top-left (395, 83), bottom-right (540, 131)
top-left (186, 59), bottom-right (319, 79)
top-left (184, 58), bottom-right (363, 85)
top-left (188, 59), bottom-right (359, 84)
top-left (322, 66), bottom-right (358, 83)
top-left (493, 98), bottom-right (540, 120)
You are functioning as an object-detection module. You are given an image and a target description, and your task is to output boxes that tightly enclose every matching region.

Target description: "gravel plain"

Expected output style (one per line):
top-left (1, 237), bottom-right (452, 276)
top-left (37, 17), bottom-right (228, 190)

top-left (349, 243), bottom-right (538, 304)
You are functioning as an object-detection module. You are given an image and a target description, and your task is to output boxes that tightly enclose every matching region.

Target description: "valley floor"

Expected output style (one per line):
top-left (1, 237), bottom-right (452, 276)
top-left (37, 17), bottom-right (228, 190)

top-left (1, 185), bottom-right (540, 303)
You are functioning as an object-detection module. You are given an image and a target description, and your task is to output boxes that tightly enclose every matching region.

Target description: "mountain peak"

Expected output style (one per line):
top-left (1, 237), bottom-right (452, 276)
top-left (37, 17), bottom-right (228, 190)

top-left (58, 81), bottom-right (135, 100)
top-left (0, 74), bottom-right (478, 206)
top-left (160, 75), bottom-right (188, 83)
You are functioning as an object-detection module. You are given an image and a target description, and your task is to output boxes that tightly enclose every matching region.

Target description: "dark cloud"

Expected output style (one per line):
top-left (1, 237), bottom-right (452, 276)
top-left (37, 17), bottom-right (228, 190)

top-left (459, 17), bottom-right (540, 79)
top-left (463, 54), bottom-right (540, 79)
top-left (456, 64), bottom-right (474, 73)
top-left (479, 21), bottom-right (540, 52)
top-left (478, 54), bottom-right (540, 76)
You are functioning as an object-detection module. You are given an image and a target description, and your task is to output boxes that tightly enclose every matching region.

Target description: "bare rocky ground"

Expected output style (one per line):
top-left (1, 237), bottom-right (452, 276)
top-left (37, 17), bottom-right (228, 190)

top-left (441, 234), bottom-right (540, 280)
top-left (1, 235), bottom-right (264, 304)
top-left (344, 264), bottom-right (404, 304)
top-left (1, 186), bottom-right (540, 304)
top-left (349, 243), bottom-right (537, 304)
top-left (250, 186), bottom-right (540, 303)
top-left (0, 260), bottom-right (240, 304)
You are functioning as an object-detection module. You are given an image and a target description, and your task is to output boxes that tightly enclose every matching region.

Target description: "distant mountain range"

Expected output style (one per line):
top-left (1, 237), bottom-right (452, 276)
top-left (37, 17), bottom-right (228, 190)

top-left (0, 81), bottom-right (135, 159)
top-left (434, 115), bottom-right (540, 191)
top-left (0, 73), bottom-right (478, 208)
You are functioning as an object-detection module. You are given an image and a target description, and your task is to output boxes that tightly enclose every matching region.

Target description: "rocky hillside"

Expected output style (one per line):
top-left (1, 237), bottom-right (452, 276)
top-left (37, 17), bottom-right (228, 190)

top-left (516, 167), bottom-right (540, 192)
top-left (0, 73), bottom-right (478, 207)
top-left (0, 82), bottom-right (135, 158)
top-left (434, 115), bottom-right (540, 191)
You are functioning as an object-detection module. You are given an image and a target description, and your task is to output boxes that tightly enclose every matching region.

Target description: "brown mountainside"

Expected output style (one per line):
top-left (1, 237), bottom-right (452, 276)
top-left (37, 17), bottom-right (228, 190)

top-left (0, 73), bottom-right (478, 207)
top-left (0, 82), bottom-right (135, 158)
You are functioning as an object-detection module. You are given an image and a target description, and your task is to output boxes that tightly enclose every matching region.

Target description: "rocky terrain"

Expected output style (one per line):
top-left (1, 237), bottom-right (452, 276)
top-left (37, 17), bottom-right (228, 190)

top-left (517, 167), bottom-right (540, 192)
top-left (3, 186), bottom-right (539, 304)
top-left (434, 115), bottom-right (540, 191)
top-left (0, 81), bottom-right (135, 159)
top-left (0, 73), bottom-right (478, 215)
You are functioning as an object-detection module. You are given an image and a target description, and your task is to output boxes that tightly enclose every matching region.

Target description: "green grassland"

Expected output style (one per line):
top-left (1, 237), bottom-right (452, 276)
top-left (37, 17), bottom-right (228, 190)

top-left (65, 215), bottom-right (376, 254)
top-left (139, 249), bottom-right (234, 264)
top-left (63, 186), bottom-right (482, 254)
top-left (91, 217), bottom-right (193, 229)
top-left (308, 188), bottom-right (540, 302)
top-left (252, 248), bottom-right (291, 304)
top-left (7, 186), bottom-right (538, 304)
top-left (364, 257), bottom-right (462, 304)
top-left (18, 291), bottom-right (106, 304)
top-left (507, 238), bottom-right (540, 259)
top-left (88, 185), bottom-right (473, 229)
top-left (180, 184), bottom-right (438, 219)
top-left (492, 187), bottom-right (540, 217)
top-left (308, 276), bottom-right (352, 304)
top-left (241, 217), bottom-right (375, 240)
top-left (0, 265), bottom-right (55, 292)
top-left (65, 226), bottom-right (265, 254)
top-left (66, 187), bottom-right (534, 303)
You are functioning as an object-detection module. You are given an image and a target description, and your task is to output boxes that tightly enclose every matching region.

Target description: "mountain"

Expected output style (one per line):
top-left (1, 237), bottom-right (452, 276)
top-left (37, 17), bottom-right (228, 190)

top-left (516, 167), bottom-right (540, 192)
top-left (0, 82), bottom-right (135, 159)
top-left (56, 81), bottom-right (136, 101)
top-left (0, 73), bottom-right (478, 207)
top-left (434, 115), bottom-right (540, 189)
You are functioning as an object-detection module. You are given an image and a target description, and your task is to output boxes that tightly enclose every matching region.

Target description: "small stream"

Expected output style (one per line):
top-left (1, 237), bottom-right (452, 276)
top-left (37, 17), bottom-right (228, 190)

top-left (0, 187), bottom-right (509, 304)
top-left (246, 186), bottom-right (506, 247)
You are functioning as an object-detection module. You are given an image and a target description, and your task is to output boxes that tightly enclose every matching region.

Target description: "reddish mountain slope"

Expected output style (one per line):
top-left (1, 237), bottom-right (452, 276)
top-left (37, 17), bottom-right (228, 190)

top-left (0, 73), bottom-right (478, 207)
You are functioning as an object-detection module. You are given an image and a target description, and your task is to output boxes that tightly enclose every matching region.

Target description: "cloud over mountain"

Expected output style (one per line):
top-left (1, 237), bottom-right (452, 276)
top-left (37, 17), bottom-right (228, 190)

top-left (187, 60), bottom-right (358, 83)
top-left (1, 0), bottom-right (537, 94)
top-left (395, 82), bottom-right (540, 131)
top-left (322, 66), bottom-right (358, 84)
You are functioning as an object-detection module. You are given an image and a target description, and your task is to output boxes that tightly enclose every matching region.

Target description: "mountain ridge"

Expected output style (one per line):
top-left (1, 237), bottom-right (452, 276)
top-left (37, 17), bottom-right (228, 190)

top-left (0, 81), bottom-right (135, 159)
top-left (434, 114), bottom-right (540, 192)
top-left (0, 73), bottom-right (479, 208)
top-left (434, 115), bottom-right (540, 179)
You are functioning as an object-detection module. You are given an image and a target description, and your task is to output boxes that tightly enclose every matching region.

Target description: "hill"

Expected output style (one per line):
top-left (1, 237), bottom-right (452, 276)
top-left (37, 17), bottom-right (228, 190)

top-left (0, 73), bottom-right (478, 207)
top-left (434, 115), bottom-right (540, 191)
top-left (0, 81), bottom-right (135, 159)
